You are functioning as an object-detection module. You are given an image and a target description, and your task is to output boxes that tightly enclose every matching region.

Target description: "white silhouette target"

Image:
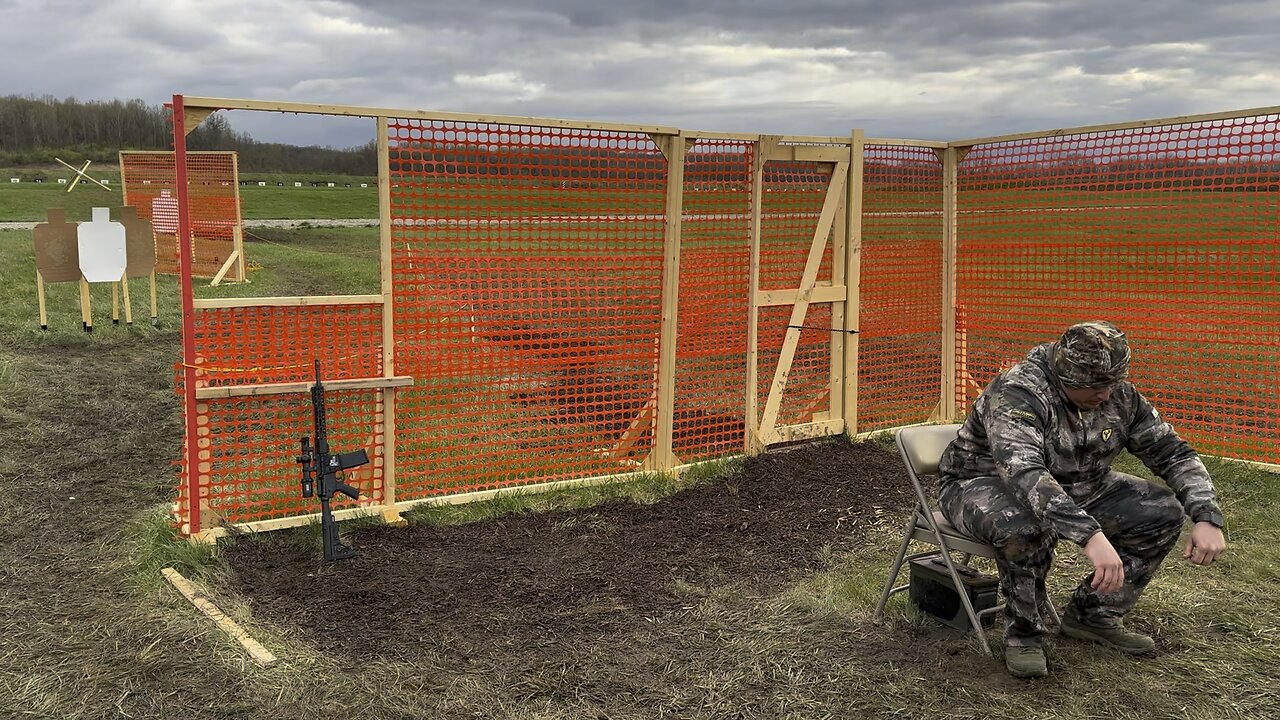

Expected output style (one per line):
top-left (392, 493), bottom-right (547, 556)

top-left (77, 207), bottom-right (127, 282)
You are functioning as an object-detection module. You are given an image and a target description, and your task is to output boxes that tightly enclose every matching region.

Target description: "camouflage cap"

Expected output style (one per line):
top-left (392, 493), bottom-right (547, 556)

top-left (1052, 321), bottom-right (1131, 388)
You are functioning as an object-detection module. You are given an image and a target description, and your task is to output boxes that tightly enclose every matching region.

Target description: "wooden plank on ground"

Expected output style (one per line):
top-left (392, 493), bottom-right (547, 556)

top-left (161, 567), bottom-right (278, 668)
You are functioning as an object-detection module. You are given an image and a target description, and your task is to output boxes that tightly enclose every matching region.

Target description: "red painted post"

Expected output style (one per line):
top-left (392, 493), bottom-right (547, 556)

top-left (172, 94), bottom-right (202, 536)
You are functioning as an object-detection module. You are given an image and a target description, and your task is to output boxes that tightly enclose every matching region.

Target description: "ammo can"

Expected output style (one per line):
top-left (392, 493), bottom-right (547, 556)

top-left (908, 556), bottom-right (1000, 631)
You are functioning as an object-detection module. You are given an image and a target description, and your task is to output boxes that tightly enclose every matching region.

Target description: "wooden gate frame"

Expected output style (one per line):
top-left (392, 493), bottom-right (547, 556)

top-left (119, 149), bottom-right (247, 285)
top-left (748, 132), bottom-right (865, 452)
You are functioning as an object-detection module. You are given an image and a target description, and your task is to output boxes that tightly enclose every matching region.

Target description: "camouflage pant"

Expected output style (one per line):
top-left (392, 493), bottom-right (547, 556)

top-left (939, 471), bottom-right (1184, 647)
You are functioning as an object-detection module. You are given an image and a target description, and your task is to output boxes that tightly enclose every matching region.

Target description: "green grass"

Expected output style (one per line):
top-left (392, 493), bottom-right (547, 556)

top-left (2, 175), bottom-right (1279, 718)
top-left (0, 168), bottom-right (378, 222)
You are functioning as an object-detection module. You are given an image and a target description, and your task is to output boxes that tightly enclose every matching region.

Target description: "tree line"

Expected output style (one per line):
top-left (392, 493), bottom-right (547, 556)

top-left (0, 94), bottom-right (377, 175)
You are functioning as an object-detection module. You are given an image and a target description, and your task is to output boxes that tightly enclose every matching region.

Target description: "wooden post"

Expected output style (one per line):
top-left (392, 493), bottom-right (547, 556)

top-left (376, 116), bottom-right (405, 526)
top-left (649, 132), bottom-right (687, 472)
top-left (746, 136), bottom-right (779, 455)
top-left (111, 280), bottom-right (120, 324)
top-left (173, 94), bottom-right (203, 536)
top-left (149, 270), bottom-right (158, 324)
top-left (231, 155), bottom-right (246, 282)
top-left (121, 275), bottom-right (133, 325)
top-left (937, 147), bottom-right (964, 422)
top-left (36, 270), bottom-right (48, 330)
top-left (648, 132), bottom-right (687, 471)
top-left (79, 277), bottom-right (92, 332)
top-left (840, 130), bottom-right (865, 437)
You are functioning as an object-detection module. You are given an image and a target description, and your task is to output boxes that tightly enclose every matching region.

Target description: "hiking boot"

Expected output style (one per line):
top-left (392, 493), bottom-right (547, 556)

top-left (1005, 645), bottom-right (1048, 678)
top-left (1061, 614), bottom-right (1156, 655)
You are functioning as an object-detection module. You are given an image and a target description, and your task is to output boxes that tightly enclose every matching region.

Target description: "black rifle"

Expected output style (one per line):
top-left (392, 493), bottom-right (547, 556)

top-left (296, 360), bottom-right (367, 561)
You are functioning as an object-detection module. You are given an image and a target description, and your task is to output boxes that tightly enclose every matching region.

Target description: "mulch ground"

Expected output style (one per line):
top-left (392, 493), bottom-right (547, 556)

top-left (222, 437), bottom-right (916, 663)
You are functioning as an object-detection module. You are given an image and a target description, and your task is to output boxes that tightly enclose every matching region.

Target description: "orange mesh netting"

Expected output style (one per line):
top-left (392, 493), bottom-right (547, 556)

top-left (955, 114), bottom-right (1280, 462)
top-left (173, 304), bottom-right (386, 531)
top-left (120, 151), bottom-right (242, 277)
top-left (388, 120), bottom-right (667, 499)
top-left (859, 145), bottom-right (944, 431)
top-left (671, 140), bottom-right (754, 461)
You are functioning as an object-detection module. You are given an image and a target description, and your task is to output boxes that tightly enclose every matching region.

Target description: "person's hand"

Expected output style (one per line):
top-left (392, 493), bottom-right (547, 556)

top-left (1183, 522), bottom-right (1226, 565)
top-left (1084, 532), bottom-right (1125, 594)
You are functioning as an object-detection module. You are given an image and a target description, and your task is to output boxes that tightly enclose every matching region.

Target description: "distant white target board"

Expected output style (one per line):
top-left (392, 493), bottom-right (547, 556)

top-left (77, 207), bottom-right (127, 282)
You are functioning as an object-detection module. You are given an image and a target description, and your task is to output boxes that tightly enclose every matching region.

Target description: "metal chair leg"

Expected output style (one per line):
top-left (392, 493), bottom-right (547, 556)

top-left (874, 510), bottom-right (922, 620)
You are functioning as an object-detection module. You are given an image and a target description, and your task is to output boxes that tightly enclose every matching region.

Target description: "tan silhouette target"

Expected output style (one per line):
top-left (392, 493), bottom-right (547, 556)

top-left (120, 205), bottom-right (157, 277)
top-left (119, 205), bottom-right (159, 323)
top-left (33, 208), bottom-right (81, 283)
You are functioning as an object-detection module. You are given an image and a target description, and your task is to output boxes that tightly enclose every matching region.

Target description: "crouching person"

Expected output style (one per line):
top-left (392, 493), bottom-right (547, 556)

top-left (938, 321), bottom-right (1226, 678)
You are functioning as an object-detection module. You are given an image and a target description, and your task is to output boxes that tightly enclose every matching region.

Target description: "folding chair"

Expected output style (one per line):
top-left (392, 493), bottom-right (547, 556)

top-left (872, 423), bottom-right (1059, 655)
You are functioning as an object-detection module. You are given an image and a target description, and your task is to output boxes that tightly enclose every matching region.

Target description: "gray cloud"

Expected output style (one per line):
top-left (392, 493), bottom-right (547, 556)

top-left (2, 0), bottom-right (1277, 147)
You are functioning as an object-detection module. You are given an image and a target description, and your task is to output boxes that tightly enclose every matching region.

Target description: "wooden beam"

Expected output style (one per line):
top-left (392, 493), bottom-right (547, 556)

top-left (756, 285), bottom-right (845, 307)
top-left (182, 108), bottom-right (215, 136)
top-left (864, 137), bottom-right (949, 149)
top-left (841, 130), bottom-right (866, 436)
top-left (35, 271), bottom-right (47, 329)
top-left (208, 250), bottom-right (240, 286)
top-left (764, 418), bottom-right (845, 445)
top-left (376, 116), bottom-right (404, 526)
top-left (231, 155), bottom-right (246, 282)
top-left (948, 104), bottom-right (1280, 147)
top-left (938, 147), bottom-right (960, 422)
top-left (193, 294), bottom-right (383, 309)
top-left (763, 146), bottom-right (849, 163)
top-left (745, 136), bottom-right (780, 455)
top-left (161, 568), bottom-right (277, 668)
top-left (653, 133), bottom-right (689, 472)
top-left (179, 96), bottom-right (680, 135)
top-left (757, 162), bottom-right (849, 443)
top-left (194, 375), bottom-right (414, 400)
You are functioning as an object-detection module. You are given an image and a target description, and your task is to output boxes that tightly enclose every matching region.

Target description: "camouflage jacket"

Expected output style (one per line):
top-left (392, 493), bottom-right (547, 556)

top-left (939, 343), bottom-right (1225, 545)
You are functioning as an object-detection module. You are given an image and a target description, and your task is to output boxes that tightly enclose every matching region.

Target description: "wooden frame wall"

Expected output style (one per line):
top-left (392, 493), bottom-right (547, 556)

top-left (172, 94), bottom-right (1280, 540)
top-left (118, 149), bottom-right (247, 284)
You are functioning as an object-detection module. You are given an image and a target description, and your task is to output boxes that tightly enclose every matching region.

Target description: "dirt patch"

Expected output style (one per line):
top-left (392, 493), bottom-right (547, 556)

top-left (222, 437), bottom-right (915, 663)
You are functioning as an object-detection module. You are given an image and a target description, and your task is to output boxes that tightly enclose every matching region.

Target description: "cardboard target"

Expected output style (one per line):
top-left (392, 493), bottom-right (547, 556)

top-left (77, 207), bottom-right (128, 283)
top-left (33, 208), bottom-right (82, 283)
top-left (119, 206), bottom-right (157, 277)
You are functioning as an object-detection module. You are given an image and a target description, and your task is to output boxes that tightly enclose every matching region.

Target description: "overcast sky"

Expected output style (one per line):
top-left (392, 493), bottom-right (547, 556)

top-left (3, 0), bottom-right (1278, 148)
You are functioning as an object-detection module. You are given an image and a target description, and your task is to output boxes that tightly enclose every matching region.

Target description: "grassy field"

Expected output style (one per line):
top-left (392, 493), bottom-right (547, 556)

top-left (2, 190), bottom-right (1279, 718)
top-left (0, 167), bottom-right (378, 221)
top-left (2, 169), bottom-right (1280, 717)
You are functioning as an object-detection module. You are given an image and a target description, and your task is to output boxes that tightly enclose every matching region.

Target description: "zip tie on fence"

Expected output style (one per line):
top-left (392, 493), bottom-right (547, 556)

top-left (787, 324), bottom-right (860, 334)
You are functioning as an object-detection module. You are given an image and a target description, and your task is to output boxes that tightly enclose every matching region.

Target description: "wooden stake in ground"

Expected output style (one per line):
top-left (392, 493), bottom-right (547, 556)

top-left (161, 567), bottom-right (278, 668)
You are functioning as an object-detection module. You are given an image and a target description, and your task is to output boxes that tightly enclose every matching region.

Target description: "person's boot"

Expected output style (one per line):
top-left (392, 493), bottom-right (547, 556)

top-left (1004, 645), bottom-right (1048, 678)
top-left (1061, 613), bottom-right (1156, 655)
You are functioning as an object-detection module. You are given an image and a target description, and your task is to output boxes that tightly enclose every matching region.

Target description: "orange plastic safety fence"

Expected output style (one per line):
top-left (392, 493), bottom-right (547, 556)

top-left (859, 145), bottom-right (944, 431)
top-left (173, 387), bottom-right (385, 533)
top-left (674, 140), bottom-right (754, 461)
top-left (190, 304), bottom-right (383, 386)
top-left (119, 151), bottom-right (242, 277)
top-left (387, 120), bottom-right (667, 498)
top-left (755, 159), bottom-right (838, 430)
top-left (174, 304), bottom-right (385, 529)
top-left (955, 114), bottom-right (1280, 462)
